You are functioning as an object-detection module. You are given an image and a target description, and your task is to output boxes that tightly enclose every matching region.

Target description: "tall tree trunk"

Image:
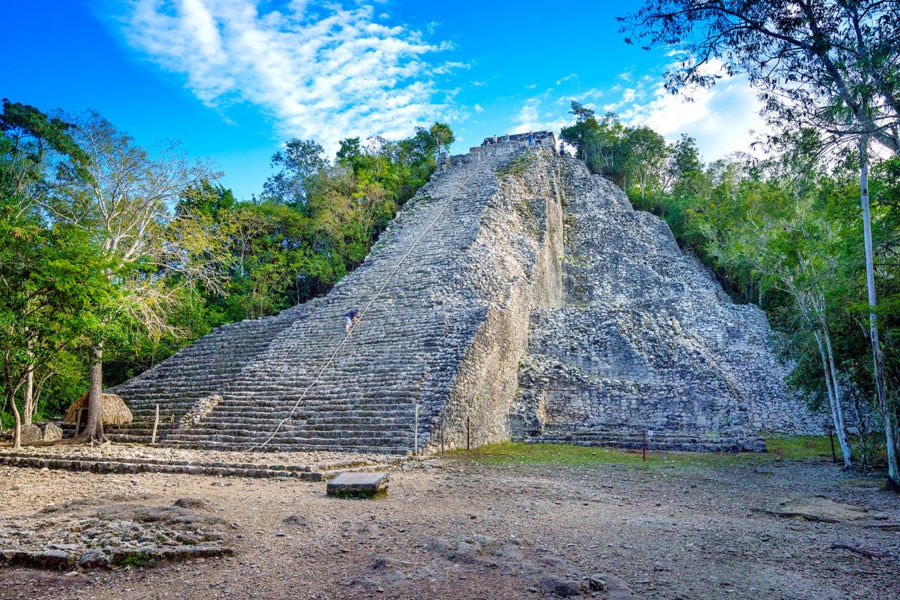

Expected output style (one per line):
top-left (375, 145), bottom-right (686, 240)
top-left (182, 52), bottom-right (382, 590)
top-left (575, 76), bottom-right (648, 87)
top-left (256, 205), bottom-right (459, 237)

top-left (22, 366), bottom-right (34, 424)
top-left (859, 137), bottom-right (899, 487)
top-left (814, 329), bottom-right (852, 468)
top-left (80, 343), bottom-right (106, 444)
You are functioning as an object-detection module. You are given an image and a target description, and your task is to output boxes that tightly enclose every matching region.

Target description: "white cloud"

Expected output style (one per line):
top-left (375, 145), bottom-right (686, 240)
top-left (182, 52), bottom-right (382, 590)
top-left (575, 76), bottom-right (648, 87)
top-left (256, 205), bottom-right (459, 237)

top-left (593, 61), bottom-right (768, 161)
top-left (114, 0), bottom-right (455, 152)
top-left (511, 97), bottom-right (570, 136)
top-left (512, 98), bottom-right (541, 132)
top-left (474, 103), bottom-right (484, 113)
top-left (623, 76), bottom-right (767, 161)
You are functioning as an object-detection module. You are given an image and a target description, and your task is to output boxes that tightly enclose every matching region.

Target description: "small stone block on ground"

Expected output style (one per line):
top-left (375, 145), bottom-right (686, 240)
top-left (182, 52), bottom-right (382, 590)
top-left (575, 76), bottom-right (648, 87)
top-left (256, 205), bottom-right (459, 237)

top-left (327, 472), bottom-right (389, 498)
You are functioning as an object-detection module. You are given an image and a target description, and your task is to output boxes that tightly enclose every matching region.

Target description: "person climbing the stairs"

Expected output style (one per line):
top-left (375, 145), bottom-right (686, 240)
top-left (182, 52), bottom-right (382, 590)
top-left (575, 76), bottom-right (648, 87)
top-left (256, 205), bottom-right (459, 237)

top-left (344, 308), bottom-right (360, 332)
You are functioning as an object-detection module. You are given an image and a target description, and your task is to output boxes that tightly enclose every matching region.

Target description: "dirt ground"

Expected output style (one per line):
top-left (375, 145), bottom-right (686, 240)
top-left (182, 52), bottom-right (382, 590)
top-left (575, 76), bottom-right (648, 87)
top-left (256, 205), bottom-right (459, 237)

top-left (0, 449), bottom-right (897, 600)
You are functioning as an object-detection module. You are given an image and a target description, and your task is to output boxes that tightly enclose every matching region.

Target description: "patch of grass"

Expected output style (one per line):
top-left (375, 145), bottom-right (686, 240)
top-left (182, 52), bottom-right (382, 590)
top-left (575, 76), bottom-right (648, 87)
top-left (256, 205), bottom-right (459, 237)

top-left (448, 437), bottom-right (837, 470)
top-left (764, 435), bottom-right (836, 460)
top-left (451, 442), bottom-right (629, 467)
top-left (116, 551), bottom-right (153, 567)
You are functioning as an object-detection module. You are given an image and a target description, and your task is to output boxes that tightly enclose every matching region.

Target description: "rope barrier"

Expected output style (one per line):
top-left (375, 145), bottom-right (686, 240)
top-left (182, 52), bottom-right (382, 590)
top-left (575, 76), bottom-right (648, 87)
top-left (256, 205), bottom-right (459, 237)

top-left (252, 156), bottom-right (484, 450)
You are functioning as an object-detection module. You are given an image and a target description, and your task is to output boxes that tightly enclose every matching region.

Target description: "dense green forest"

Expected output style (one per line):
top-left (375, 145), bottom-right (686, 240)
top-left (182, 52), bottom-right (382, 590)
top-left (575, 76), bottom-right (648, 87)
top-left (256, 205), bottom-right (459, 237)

top-left (0, 98), bottom-right (452, 443)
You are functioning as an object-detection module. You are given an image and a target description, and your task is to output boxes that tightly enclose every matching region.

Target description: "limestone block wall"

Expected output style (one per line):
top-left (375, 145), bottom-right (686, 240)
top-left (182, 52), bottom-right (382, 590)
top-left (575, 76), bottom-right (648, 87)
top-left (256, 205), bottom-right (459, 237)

top-left (432, 150), bottom-right (565, 451)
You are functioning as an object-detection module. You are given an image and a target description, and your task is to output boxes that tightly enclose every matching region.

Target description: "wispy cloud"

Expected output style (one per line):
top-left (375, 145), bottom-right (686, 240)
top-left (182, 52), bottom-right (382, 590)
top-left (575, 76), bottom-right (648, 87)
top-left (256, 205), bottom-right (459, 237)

top-left (616, 61), bottom-right (768, 161)
top-left (111, 0), bottom-right (456, 151)
top-left (511, 97), bottom-right (571, 136)
top-left (556, 62), bottom-right (767, 162)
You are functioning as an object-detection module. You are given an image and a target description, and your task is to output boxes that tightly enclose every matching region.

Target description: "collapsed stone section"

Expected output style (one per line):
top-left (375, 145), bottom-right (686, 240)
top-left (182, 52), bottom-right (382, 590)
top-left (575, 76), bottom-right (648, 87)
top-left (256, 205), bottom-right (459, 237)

top-left (111, 139), bottom-right (565, 453)
top-left (510, 160), bottom-right (823, 451)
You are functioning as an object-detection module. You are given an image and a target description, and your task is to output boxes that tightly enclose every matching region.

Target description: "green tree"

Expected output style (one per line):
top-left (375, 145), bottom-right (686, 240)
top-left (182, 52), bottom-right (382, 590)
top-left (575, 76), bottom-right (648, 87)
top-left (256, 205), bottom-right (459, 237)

top-left (428, 122), bottom-right (455, 160)
top-left (0, 100), bottom-right (106, 445)
top-left (622, 126), bottom-right (669, 203)
top-left (560, 103), bottom-right (631, 185)
top-left (46, 112), bottom-right (223, 443)
top-left (262, 139), bottom-right (328, 206)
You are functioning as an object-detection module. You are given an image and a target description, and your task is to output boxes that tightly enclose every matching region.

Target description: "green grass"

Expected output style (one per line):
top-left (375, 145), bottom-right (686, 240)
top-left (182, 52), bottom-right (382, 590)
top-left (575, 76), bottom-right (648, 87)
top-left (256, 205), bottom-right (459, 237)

top-left (115, 551), bottom-right (154, 568)
top-left (447, 437), bottom-right (838, 470)
top-left (764, 435), bottom-right (836, 460)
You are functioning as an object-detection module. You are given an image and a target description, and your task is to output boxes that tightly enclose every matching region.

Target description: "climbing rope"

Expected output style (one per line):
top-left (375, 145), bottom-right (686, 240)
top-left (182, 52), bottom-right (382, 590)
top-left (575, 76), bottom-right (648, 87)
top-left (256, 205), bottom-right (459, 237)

top-left (252, 157), bottom-right (485, 450)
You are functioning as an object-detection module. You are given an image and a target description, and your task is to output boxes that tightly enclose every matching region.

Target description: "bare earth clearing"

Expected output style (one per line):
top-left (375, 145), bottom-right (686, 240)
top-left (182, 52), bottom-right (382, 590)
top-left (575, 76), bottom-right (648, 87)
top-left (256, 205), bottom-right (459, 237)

top-left (0, 446), bottom-right (897, 600)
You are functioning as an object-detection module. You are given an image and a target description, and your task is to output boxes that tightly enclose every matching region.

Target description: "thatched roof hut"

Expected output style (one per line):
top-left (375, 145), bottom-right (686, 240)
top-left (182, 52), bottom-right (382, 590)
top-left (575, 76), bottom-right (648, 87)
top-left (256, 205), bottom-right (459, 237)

top-left (64, 392), bottom-right (133, 426)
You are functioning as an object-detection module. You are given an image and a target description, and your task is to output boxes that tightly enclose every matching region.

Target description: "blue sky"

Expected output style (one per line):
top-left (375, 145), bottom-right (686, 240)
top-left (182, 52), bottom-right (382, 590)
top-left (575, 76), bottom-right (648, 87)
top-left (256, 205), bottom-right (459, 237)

top-left (4, 0), bottom-right (766, 200)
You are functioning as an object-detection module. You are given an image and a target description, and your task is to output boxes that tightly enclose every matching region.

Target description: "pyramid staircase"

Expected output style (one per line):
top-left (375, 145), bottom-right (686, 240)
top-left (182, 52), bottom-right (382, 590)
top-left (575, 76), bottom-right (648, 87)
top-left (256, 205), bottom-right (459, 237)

top-left (109, 136), bottom-right (562, 454)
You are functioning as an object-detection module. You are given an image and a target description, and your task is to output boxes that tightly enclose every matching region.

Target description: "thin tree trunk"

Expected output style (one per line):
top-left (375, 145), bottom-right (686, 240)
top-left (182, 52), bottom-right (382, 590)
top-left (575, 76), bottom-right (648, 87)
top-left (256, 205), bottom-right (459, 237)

top-left (6, 387), bottom-right (22, 450)
top-left (822, 321), bottom-right (849, 441)
top-left (22, 366), bottom-right (34, 424)
top-left (814, 329), bottom-right (852, 468)
top-left (80, 343), bottom-right (106, 444)
top-left (859, 137), bottom-right (899, 486)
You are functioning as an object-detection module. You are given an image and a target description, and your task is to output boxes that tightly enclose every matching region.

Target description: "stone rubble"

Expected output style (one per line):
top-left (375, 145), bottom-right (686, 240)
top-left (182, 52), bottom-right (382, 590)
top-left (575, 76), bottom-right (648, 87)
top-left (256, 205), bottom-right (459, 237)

top-left (179, 395), bottom-right (222, 430)
top-left (0, 496), bottom-right (231, 570)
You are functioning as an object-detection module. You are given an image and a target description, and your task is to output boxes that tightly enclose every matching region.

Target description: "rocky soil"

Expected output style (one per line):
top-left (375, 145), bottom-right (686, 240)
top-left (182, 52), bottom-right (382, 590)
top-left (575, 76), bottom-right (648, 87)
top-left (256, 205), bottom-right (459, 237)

top-left (0, 446), bottom-right (897, 600)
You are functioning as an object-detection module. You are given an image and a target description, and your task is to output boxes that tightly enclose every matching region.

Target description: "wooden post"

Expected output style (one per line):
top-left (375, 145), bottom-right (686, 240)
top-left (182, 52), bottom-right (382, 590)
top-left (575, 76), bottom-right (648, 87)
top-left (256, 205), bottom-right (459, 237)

top-left (642, 428), bottom-right (647, 462)
top-left (829, 429), bottom-right (837, 464)
top-left (414, 404), bottom-right (419, 455)
top-left (151, 404), bottom-right (160, 445)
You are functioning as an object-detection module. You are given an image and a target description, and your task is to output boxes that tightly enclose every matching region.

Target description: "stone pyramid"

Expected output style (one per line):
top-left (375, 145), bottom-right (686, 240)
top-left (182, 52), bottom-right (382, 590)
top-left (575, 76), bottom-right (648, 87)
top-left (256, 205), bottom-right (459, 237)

top-left (111, 134), bottom-right (821, 454)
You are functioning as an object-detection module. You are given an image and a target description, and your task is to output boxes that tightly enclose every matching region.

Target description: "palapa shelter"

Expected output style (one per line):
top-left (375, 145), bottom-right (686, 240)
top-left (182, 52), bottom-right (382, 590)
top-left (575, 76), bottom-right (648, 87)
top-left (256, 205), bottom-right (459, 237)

top-left (64, 392), bottom-right (133, 430)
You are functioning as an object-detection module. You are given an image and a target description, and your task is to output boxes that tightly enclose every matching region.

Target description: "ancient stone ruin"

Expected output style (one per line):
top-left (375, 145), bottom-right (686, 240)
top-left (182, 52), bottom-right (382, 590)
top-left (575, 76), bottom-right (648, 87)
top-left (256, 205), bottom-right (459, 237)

top-left (110, 134), bottom-right (822, 453)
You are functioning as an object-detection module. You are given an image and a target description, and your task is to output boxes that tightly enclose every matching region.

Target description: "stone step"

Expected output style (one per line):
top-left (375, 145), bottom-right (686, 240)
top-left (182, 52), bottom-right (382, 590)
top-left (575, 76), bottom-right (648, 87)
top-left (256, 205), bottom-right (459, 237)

top-left (0, 451), bottom-right (401, 479)
top-left (524, 428), bottom-right (762, 453)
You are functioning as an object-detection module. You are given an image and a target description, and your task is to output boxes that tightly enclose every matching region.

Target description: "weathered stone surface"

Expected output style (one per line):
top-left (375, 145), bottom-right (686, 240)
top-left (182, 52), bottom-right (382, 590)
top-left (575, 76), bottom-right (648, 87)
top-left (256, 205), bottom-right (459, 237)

top-left (42, 422), bottom-right (63, 442)
top-left (77, 548), bottom-right (111, 568)
top-left (0, 497), bottom-right (232, 570)
top-left (327, 472), bottom-right (390, 498)
top-left (510, 162), bottom-right (824, 450)
top-left (775, 497), bottom-right (870, 522)
top-left (539, 575), bottom-right (585, 597)
top-left (20, 424), bottom-right (43, 444)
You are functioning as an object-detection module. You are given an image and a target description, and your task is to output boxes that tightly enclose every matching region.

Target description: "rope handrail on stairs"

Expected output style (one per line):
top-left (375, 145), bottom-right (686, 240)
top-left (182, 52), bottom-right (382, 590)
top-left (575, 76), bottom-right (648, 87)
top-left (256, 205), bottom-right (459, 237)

top-left (252, 155), bottom-right (489, 450)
